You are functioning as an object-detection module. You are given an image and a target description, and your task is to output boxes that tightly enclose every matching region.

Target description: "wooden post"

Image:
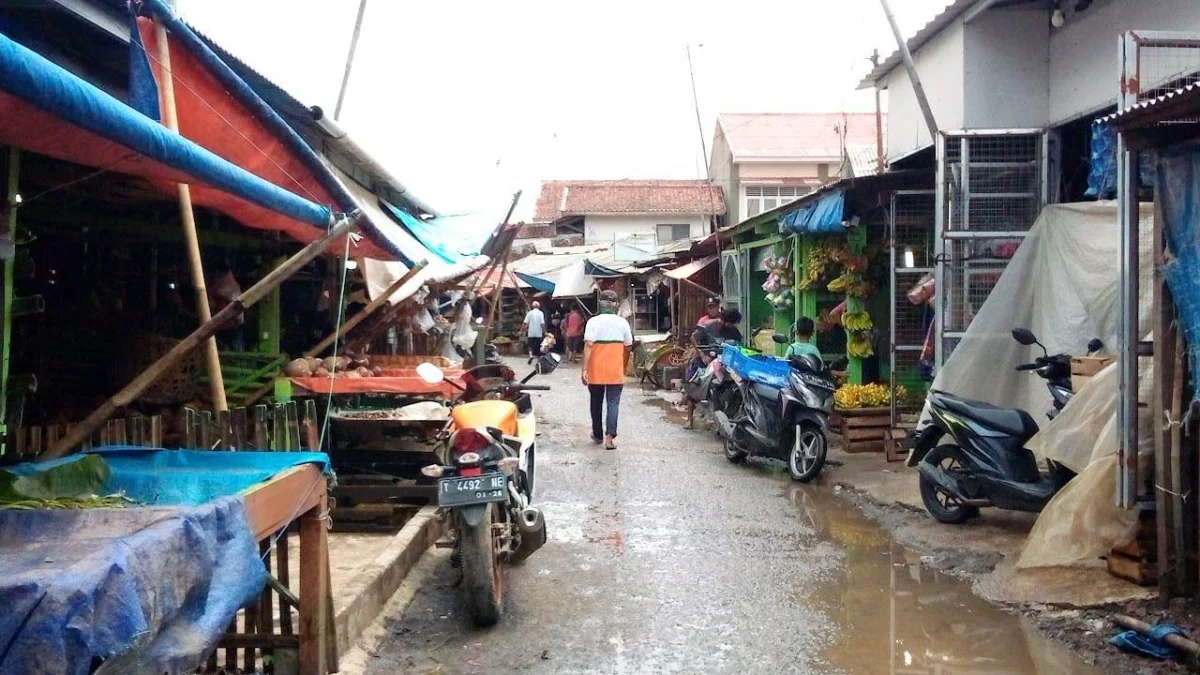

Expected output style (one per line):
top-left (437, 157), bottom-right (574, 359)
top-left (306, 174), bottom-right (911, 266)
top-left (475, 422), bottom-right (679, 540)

top-left (1, 147), bottom-right (17, 449)
top-left (154, 23), bottom-right (227, 411)
top-left (42, 215), bottom-right (359, 459)
top-left (299, 493), bottom-right (329, 675)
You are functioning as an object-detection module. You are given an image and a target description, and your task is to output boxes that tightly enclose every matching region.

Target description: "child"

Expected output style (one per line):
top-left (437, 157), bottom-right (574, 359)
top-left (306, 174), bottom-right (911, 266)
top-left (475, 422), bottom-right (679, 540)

top-left (786, 317), bottom-right (822, 361)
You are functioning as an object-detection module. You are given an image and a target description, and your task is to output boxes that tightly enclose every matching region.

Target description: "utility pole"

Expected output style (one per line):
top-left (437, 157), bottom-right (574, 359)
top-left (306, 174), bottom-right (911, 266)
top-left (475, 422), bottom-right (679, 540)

top-left (334, 0), bottom-right (369, 120)
top-left (871, 49), bottom-right (886, 174)
top-left (877, 0), bottom-right (938, 141)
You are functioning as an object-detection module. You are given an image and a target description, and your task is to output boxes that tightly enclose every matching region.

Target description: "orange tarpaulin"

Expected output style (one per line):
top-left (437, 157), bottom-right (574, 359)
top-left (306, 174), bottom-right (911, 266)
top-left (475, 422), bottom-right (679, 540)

top-left (289, 370), bottom-right (465, 397)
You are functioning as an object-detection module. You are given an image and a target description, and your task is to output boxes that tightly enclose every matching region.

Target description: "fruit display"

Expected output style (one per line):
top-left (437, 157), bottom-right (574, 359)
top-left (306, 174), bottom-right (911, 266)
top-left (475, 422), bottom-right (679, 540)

top-left (840, 310), bottom-right (873, 332)
top-left (834, 383), bottom-right (908, 409)
top-left (285, 353), bottom-right (386, 378)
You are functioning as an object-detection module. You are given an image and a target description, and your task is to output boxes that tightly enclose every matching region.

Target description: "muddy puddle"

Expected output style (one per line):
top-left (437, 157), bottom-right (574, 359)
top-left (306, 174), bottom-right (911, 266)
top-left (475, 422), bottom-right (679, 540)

top-left (783, 482), bottom-right (1101, 674)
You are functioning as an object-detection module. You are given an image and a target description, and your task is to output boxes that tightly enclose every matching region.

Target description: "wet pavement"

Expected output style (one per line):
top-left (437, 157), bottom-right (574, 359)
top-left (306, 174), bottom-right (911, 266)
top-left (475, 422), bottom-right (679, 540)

top-left (358, 360), bottom-right (1102, 674)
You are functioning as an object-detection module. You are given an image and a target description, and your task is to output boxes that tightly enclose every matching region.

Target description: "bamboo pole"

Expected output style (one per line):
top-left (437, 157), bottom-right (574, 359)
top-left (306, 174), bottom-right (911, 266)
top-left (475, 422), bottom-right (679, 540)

top-left (240, 260), bottom-right (427, 406)
top-left (304, 260), bottom-right (426, 358)
top-left (42, 215), bottom-right (359, 459)
top-left (155, 23), bottom-right (227, 411)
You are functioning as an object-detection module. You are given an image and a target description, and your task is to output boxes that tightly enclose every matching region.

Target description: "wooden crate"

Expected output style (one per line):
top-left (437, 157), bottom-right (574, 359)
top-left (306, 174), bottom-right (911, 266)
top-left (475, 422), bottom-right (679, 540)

top-left (1106, 504), bottom-right (1157, 587)
top-left (1070, 356), bottom-right (1115, 391)
top-left (837, 407), bottom-right (891, 453)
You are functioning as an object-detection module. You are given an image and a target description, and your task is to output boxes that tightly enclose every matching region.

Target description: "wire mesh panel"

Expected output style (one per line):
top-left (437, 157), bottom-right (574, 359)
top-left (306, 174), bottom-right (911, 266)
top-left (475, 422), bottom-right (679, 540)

top-left (936, 132), bottom-right (1044, 366)
top-left (1122, 32), bottom-right (1200, 104)
top-left (890, 191), bottom-right (936, 419)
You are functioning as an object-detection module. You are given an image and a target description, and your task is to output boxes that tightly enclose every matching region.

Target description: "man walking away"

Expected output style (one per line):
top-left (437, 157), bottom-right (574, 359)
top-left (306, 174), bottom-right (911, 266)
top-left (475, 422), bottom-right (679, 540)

top-left (565, 305), bottom-right (586, 363)
top-left (523, 301), bottom-right (546, 364)
top-left (582, 290), bottom-right (633, 449)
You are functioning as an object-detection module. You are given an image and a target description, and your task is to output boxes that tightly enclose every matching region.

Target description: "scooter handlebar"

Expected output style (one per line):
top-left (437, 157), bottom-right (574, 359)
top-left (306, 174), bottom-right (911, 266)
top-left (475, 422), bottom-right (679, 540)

top-left (519, 384), bottom-right (552, 391)
top-left (1015, 362), bottom-right (1041, 371)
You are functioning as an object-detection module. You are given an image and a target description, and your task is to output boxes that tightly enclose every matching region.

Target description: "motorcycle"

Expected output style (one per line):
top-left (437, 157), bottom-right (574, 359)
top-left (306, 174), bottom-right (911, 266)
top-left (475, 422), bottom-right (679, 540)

top-left (416, 352), bottom-right (561, 626)
top-left (681, 338), bottom-right (730, 419)
top-left (906, 328), bottom-right (1103, 523)
top-left (713, 335), bottom-right (841, 483)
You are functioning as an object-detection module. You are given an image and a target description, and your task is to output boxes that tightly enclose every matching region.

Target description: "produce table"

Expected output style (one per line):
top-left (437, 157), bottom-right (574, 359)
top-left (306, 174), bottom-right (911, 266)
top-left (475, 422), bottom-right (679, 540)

top-left (289, 368), bottom-right (466, 398)
top-left (0, 448), bottom-right (335, 674)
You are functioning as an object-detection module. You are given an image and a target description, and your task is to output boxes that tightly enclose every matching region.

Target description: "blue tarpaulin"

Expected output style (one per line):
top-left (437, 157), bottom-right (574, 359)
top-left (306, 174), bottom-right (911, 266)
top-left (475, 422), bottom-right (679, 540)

top-left (0, 497), bottom-right (264, 675)
top-left (0, 30), bottom-right (333, 229)
top-left (515, 271), bottom-right (556, 294)
top-left (1158, 149), bottom-right (1200, 411)
top-left (779, 189), bottom-right (846, 235)
top-left (0, 449), bottom-right (331, 673)
top-left (383, 201), bottom-right (497, 264)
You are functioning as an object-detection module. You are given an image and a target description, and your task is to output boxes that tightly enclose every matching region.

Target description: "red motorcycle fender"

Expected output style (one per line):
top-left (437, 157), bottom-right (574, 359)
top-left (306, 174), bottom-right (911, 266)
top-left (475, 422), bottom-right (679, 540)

top-left (456, 503), bottom-right (490, 528)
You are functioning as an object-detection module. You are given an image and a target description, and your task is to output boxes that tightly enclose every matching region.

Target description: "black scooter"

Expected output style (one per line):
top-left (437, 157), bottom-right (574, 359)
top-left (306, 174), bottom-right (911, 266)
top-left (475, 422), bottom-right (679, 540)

top-left (906, 328), bottom-right (1102, 523)
top-left (714, 335), bottom-right (841, 483)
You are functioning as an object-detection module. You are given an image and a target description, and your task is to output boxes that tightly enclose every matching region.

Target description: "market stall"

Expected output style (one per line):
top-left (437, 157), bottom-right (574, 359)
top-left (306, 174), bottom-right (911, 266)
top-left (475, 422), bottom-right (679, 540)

top-left (0, 448), bottom-right (334, 674)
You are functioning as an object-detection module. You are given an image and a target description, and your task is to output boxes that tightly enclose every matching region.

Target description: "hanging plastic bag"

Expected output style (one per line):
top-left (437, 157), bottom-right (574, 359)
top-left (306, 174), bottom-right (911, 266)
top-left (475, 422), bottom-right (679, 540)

top-left (410, 307), bottom-right (435, 334)
top-left (907, 274), bottom-right (935, 306)
top-left (451, 303), bottom-right (479, 350)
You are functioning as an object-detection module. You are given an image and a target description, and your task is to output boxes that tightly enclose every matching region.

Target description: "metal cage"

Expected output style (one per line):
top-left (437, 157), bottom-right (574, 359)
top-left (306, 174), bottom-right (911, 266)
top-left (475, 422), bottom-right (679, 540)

top-left (889, 191), bottom-right (936, 426)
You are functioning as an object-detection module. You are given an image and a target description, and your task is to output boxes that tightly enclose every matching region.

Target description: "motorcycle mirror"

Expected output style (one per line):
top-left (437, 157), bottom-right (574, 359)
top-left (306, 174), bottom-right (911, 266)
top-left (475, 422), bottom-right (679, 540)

top-left (1011, 328), bottom-right (1038, 346)
top-left (475, 317), bottom-right (484, 325)
top-left (1087, 338), bottom-right (1104, 353)
top-left (771, 333), bottom-right (790, 344)
top-left (416, 362), bottom-right (446, 385)
top-left (537, 352), bottom-right (562, 375)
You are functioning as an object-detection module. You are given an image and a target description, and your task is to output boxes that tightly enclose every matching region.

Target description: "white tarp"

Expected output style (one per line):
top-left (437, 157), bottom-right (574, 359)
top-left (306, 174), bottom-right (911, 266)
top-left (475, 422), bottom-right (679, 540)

top-left (925, 201), bottom-right (1156, 570)
top-left (552, 260), bottom-right (597, 298)
top-left (927, 201), bottom-right (1153, 425)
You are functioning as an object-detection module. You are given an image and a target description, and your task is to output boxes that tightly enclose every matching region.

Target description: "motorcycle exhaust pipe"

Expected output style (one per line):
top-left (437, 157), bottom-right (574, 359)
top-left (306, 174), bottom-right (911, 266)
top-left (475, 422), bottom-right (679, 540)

top-left (713, 411), bottom-right (734, 440)
top-left (510, 506), bottom-right (547, 564)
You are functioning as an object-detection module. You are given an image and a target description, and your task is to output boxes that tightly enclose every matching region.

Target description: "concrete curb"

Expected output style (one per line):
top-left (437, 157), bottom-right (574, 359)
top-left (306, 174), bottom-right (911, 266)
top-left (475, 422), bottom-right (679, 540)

top-left (334, 505), bottom-right (444, 657)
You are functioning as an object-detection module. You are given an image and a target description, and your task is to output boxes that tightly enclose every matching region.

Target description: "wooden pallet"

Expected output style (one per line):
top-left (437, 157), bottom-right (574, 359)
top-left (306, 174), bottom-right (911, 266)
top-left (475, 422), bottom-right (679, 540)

top-left (10, 415), bottom-right (163, 460)
top-left (838, 407), bottom-right (891, 453)
top-left (183, 399), bottom-right (320, 452)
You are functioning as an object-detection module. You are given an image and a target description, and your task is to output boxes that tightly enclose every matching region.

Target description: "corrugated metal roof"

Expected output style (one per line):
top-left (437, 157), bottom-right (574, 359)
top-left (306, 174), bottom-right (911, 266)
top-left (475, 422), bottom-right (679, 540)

top-left (1103, 83), bottom-right (1200, 128)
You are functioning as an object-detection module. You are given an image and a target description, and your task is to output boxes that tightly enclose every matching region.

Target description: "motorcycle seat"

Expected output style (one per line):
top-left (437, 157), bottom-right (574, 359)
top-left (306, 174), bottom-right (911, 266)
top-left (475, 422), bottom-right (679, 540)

top-left (931, 391), bottom-right (1038, 440)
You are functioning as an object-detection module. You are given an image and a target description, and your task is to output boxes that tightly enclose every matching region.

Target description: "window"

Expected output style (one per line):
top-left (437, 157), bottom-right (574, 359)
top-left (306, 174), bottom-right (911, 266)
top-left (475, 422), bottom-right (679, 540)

top-left (656, 223), bottom-right (690, 243)
top-left (744, 185), bottom-right (812, 218)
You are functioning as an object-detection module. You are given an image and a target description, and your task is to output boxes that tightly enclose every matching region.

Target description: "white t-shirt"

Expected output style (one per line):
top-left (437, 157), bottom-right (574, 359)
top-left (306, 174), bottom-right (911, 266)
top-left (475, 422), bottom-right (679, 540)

top-left (524, 309), bottom-right (546, 338)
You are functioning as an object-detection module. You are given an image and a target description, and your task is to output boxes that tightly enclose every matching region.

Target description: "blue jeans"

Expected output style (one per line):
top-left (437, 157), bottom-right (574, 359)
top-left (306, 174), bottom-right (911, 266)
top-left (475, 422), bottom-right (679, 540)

top-left (589, 384), bottom-right (623, 439)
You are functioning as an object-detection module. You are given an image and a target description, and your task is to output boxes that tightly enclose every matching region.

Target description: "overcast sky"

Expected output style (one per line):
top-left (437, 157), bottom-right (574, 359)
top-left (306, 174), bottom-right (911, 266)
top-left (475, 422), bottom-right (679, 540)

top-left (178, 0), bottom-right (951, 220)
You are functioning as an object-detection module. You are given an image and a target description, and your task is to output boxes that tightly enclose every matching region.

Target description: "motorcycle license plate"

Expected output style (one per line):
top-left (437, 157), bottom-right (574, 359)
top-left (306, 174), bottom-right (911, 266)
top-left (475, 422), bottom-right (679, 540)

top-left (437, 473), bottom-right (507, 508)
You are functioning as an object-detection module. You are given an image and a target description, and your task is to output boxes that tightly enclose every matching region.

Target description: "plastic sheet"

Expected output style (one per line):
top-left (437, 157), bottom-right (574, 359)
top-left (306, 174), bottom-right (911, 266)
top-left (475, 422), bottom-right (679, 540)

top-left (925, 202), bottom-right (1154, 426)
top-left (0, 496), bottom-right (264, 674)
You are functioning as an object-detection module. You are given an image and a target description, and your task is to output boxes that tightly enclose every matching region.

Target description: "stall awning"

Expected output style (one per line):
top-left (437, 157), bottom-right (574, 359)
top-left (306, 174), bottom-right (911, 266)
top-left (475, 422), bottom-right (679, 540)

top-left (664, 255), bottom-right (717, 280)
top-left (0, 30), bottom-right (338, 236)
top-left (514, 272), bottom-right (556, 295)
top-left (382, 202), bottom-right (500, 264)
top-left (332, 165), bottom-right (488, 286)
top-left (779, 188), bottom-right (846, 235)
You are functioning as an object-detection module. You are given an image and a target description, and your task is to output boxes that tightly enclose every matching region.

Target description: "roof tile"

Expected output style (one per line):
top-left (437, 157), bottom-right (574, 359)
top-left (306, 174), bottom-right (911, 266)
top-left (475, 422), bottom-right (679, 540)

top-left (533, 179), bottom-right (725, 221)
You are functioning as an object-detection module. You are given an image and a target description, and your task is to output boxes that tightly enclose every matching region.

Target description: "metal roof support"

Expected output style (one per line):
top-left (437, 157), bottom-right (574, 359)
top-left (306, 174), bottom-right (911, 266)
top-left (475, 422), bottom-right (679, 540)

top-left (878, 0), bottom-right (939, 141)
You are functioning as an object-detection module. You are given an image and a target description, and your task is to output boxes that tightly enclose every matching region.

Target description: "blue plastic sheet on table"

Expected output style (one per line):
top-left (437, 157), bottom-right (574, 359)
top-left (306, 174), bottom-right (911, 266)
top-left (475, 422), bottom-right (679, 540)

top-left (720, 343), bottom-right (790, 388)
top-left (7, 446), bottom-right (331, 506)
top-left (1158, 148), bottom-right (1200, 411)
top-left (778, 189), bottom-right (845, 235)
top-left (0, 495), bottom-right (265, 674)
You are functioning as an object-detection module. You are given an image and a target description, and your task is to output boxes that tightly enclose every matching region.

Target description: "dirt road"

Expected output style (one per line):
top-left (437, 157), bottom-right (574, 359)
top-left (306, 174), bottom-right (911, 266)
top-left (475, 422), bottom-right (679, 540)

top-left (348, 361), bottom-right (1101, 674)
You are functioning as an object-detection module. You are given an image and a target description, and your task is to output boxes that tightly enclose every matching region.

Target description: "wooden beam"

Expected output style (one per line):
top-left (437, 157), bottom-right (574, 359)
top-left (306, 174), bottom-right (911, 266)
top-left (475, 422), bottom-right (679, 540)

top-left (155, 24), bottom-right (226, 411)
top-left (41, 216), bottom-right (360, 459)
top-left (1154, 192), bottom-right (1178, 596)
top-left (305, 260), bottom-right (427, 358)
top-left (241, 464), bottom-right (325, 539)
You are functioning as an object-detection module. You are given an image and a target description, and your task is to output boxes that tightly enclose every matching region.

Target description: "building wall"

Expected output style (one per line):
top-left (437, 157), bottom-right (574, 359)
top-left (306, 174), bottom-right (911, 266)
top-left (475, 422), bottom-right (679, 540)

top-left (963, 9), bottom-right (1050, 129)
top-left (581, 214), bottom-right (709, 245)
top-left (1048, 0), bottom-right (1200, 124)
top-left (884, 20), bottom-right (966, 161)
top-left (709, 130), bottom-right (738, 224)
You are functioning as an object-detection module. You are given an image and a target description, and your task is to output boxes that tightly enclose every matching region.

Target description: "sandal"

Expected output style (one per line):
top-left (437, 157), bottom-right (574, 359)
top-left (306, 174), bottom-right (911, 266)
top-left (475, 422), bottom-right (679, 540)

top-left (604, 434), bottom-right (617, 450)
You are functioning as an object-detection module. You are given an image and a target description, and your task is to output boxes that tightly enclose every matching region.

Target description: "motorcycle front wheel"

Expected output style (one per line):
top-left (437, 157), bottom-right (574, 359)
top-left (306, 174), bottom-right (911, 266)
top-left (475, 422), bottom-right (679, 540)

top-left (460, 505), bottom-right (504, 626)
top-left (788, 424), bottom-right (827, 482)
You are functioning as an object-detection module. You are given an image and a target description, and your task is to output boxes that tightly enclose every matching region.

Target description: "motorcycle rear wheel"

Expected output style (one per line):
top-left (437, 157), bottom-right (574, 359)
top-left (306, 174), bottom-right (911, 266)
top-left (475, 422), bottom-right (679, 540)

top-left (918, 445), bottom-right (977, 524)
top-left (724, 437), bottom-right (748, 464)
top-left (460, 505), bottom-right (504, 626)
